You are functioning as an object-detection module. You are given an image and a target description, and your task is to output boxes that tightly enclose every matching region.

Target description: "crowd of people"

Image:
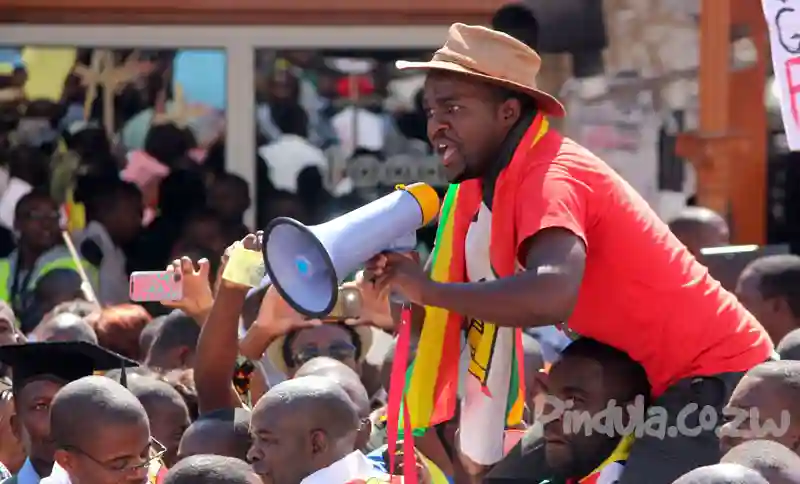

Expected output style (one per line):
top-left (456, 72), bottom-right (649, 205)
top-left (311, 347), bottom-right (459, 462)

top-left (0, 15), bottom-right (798, 484)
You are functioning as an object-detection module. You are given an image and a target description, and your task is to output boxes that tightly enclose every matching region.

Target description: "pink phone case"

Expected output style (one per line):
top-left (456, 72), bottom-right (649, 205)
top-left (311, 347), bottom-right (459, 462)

top-left (129, 271), bottom-right (183, 302)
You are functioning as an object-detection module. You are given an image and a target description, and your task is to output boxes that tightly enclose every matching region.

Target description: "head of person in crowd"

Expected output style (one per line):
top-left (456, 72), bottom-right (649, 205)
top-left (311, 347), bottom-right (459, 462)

top-left (0, 342), bottom-right (137, 479)
top-left (673, 463), bottom-right (770, 484)
top-left (248, 376), bottom-right (361, 484)
top-left (209, 173), bottom-right (251, 227)
top-left (177, 210), bottom-right (228, 258)
top-left (13, 189), bottom-right (61, 259)
top-left (33, 312), bottom-right (98, 344)
top-left (0, 301), bottom-right (22, 348)
top-left (66, 126), bottom-right (113, 165)
top-left (491, 2), bottom-right (539, 50)
top-left (21, 269), bottom-right (86, 334)
top-left (158, 170), bottom-right (207, 221)
top-left (721, 439), bottom-right (800, 484)
top-left (736, 254), bottom-right (800, 345)
top-left (160, 368), bottom-right (200, 421)
top-left (83, 178), bottom-right (144, 247)
top-left (668, 207), bottom-right (730, 257)
top-left (139, 315), bottom-right (167, 361)
top-left (0, 387), bottom-right (26, 474)
top-left (720, 360), bottom-right (800, 454)
top-left (178, 408), bottom-right (252, 462)
top-left (164, 454), bottom-right (261, 484)
top-left (266, 69), bottom-right (301, 106)
top-left (267, 322), bottom-right (372, 378)
top-left (51, 376), bottom-right (156, 484)
top-left (89, 304), bottom-right (152, 360)
top-left (777, 327), bottom-right (800, 360)
top-left (145, 310), bottom-right (200, 371)
top-left (542, 338), bottom-right (651, 481)
top-left (144, 123), bottom-right (197, 170)
top-left (127, 376), bottom-right (191, 467)
top-left (7, 146), bottom-right (50, 188)
top-left (46, 299), bottom-right (101, 321)
top-left (295, 357), bottom-right (372, 450)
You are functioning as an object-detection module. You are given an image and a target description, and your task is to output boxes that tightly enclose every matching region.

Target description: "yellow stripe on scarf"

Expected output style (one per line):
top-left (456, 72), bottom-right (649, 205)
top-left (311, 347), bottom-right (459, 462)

top-left (407, 185), bottom-right (459, 428)
top-left (578, 434), bottom-right (634, 483)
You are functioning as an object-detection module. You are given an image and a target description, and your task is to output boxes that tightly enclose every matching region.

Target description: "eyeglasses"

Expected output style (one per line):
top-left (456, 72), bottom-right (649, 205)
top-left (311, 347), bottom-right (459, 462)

top-left (293, 342), bottom-right (357, 367)
top-left (62, 436), bottom-right (167, 474)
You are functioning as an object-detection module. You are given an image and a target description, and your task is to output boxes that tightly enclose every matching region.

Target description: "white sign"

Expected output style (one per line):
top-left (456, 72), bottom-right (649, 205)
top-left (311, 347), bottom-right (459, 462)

top-left (763, 0), bottom-right (800, 150)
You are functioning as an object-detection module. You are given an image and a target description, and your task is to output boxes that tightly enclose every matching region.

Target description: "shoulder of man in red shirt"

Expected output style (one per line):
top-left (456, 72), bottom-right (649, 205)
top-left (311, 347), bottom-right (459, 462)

top-left (511, 133), bottom-right (772, 395)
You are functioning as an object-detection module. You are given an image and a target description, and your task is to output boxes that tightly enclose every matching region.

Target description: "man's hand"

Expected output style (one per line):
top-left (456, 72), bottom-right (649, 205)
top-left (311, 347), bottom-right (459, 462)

top-left (364, 252), bottom-right (431, 306)
top-left (384, 442), bottom-right (434, 484)
top-left (163, 257), bottom-right (214, 318)
top-left (342, 271), bottom-right (395, 331)
top-left (239, 285), bottom-right (322, 360)
top-left (220, 231), bottom-right (263, 290)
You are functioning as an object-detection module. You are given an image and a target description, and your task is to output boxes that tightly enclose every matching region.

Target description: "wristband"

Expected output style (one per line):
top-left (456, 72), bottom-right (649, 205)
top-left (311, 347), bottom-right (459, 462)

top-left (222, 245), bottom-right (265, 287)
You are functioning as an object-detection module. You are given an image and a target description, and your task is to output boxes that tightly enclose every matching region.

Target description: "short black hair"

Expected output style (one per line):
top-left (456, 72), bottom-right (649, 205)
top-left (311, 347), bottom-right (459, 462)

top-left (491, 3), bottom-right (539, 50)
top-left (144, 124), bottom-right (196, 169)
top-left (777, 328), bottom-right (800, 361)
top-left (14, 188), bottom-right (54, 221)
top-left (561, 338), bottom-right (651, 404)
top-left (51, 376), bottom-right (148, 449)
top-left (164, 455), bottom-right (255, 484)
top-left (83, 179), bottom-right (142, 220)
top-left (149, 311), bottom-right (200, 358)
top-left (721, 439), bottom-right (800, 483)
top-left (743, 255), bottom-right (800, 318)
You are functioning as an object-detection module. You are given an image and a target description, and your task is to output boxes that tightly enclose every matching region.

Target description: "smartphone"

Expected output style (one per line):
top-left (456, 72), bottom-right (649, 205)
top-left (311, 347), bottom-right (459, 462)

top-left (129, 271), bottom-right (183, 302)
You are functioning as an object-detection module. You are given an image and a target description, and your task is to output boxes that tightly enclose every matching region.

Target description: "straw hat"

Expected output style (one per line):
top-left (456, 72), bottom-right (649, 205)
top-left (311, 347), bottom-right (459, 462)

top-left (396, 23), bottom-right (565, 117)
top-left (266, 324), bottom-right (374, 376)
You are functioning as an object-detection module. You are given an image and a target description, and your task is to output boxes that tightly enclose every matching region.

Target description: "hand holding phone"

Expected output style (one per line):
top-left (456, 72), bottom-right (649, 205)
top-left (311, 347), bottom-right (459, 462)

top-left (129, 271), bottom-right (183, 302)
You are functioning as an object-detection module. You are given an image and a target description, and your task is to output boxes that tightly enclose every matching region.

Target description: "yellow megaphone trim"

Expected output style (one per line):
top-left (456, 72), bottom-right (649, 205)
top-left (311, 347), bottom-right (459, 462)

top-left (396, 183), bottom-right (440, 226)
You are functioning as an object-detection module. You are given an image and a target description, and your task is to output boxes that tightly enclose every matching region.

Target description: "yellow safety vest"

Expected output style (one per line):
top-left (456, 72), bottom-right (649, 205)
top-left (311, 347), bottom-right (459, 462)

top-left (0, 257), bottom-right (99, 303)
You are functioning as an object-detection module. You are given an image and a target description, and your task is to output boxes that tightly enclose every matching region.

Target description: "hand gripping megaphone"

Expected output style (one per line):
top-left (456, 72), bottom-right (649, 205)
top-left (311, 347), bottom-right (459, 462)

top-left (261, 183), bottom-right (440, 318)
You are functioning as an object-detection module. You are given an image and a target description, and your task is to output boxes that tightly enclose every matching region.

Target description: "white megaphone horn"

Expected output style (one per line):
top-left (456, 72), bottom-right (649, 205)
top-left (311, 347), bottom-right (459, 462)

top-left (261, 183), bottom-right (440, 318)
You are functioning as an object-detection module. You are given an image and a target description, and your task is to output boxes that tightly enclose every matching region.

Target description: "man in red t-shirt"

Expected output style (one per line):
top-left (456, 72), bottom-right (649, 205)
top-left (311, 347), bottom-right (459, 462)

top-left (366, 24), bottom-right (772, 484)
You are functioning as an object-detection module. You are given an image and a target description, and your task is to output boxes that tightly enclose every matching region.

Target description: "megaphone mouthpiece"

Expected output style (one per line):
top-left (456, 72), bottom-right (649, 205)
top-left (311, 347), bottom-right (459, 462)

top-left (263, 182), bottom-right (441, 318)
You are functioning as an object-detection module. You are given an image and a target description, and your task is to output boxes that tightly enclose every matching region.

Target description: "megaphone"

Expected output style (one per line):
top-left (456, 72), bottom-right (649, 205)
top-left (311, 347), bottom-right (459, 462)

top-left (262, 183), bottom-right (440, 318)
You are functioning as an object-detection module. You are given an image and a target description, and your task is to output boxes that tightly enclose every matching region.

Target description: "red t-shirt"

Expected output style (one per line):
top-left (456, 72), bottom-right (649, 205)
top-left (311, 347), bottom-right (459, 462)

top-left (515, 137), bottom-right (772, 397)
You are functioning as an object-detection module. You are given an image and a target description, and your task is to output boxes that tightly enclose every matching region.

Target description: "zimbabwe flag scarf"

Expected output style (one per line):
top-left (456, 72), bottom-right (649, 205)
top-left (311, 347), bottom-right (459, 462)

top-left (402, 111), bottom-right (557, 432)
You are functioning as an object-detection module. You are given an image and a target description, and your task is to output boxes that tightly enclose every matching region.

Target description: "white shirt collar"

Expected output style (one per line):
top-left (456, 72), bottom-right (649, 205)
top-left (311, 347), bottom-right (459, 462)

top-left (17, 458), bottom-right (43, 484)
top-left (39, 462), bottom-right (70, 484)
top-left (299, 451), bottom-right (385, 484)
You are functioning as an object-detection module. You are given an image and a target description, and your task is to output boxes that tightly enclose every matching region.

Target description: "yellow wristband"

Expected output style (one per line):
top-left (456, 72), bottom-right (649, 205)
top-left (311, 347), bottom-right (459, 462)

top-left (222, 245), bottom-right (265, 287)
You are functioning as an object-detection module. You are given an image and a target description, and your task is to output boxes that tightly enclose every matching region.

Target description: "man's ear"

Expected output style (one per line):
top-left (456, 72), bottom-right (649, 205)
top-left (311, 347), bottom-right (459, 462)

top-left (9, 412), bottom-right (20, 441)
top-left (499, 98), bottom-right (522, 128)
top-left (54, 449), bottom-right (75, 473)
top-left (310, 429), bottom-right (328, 456)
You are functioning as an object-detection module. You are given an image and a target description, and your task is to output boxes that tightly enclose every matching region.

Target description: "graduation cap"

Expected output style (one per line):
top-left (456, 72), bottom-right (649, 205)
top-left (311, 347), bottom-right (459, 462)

top-left (0, 341), bottom-right (139, 391)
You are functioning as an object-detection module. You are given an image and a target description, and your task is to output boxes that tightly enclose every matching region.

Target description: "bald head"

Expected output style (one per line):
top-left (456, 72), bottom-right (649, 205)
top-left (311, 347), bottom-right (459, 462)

top-left (673, 464), bottom-right (770, 484)
top-left (294, 357), bottom-right (370, 417)
top-left (50, 375), bottom-right (148, 448)
top-left (254, 376), bottom-right (359, 439)
top-left (744, 360), bottom-right (800, 399)
top-left (127, 376), bottom-right (187, 412)
top-left (179, 408), bottom-right (252, 461)
top-left (778, 328), bottom-right (800, 361)
top-left (722, 440), bottom-right (800, 484)
top-left (669, 207), bottom-right (730, 256)
top-left (165, 455), bottom-right (260, 484)
top-left (36, 313), bottom-right (97, 344)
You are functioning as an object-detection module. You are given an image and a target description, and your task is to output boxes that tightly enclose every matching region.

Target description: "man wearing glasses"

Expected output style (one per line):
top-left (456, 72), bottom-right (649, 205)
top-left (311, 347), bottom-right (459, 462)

top-left (43, 376), bottom-right (166, 484)
top-left (0, 341), bottom-right (139, 484)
